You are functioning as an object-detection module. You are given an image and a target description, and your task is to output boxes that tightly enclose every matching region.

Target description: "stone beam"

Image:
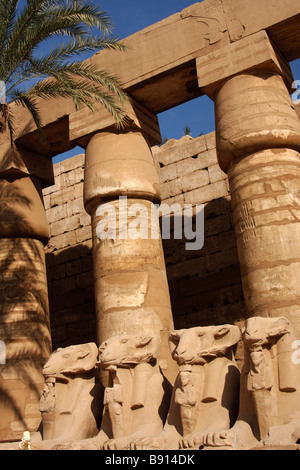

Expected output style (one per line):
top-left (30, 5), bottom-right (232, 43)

top-left (221, 0), bottom-right (300, 61)
top-left (196, 30), bottom-right (294, 99)
top-left (89, 0), bottom-right (229, 113)
top-left (7, 0), bottom-right (300, 157)
top-left (69, 98), bottom-right (162, 148)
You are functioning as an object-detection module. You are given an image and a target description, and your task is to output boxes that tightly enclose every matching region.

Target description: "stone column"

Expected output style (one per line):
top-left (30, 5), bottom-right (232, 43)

top-left (75, 102), bottom-right (177, 385)
top-left (215, 72), bottom-right (300, 335)
top-left (0, 141), bottom-right (53, 441)
top-left (196, 30), bottom-right (300, 447)
top-left (197, 31), bottom-right (300, 337)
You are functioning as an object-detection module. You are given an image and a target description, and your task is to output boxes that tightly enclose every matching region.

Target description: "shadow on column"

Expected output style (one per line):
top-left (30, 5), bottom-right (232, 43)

top-left (0, 179), bottom-right (51, 441)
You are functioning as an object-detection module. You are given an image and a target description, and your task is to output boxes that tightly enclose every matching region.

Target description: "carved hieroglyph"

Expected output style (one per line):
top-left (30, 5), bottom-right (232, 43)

top-left (132, 325), bottom-right (240, 450)
top-left (40, 343), bottom-right (102, 444)
top-left (97, 333), bottom-right (172, 450)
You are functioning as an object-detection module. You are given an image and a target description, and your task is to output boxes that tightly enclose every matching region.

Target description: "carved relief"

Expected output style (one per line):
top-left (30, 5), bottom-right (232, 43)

top-left (181, 1), bottom-right (228, 50)
top-left (238, 201), bottom-right (256, 242)
top-left (132, 325), bottom-right (240, 450)
top-left (40, 343), bottom-right (102, 443)
top-left (97, 333), bottom-right (172, 450)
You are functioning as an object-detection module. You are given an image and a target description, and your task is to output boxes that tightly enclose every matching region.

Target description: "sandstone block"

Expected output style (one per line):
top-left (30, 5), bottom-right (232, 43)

top-left (184, 180), bottom-right (228, 205)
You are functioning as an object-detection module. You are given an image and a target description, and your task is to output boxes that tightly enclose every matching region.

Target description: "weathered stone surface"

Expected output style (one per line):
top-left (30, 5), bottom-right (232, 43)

top-left (69, 99), bottom-right (162, 148)
top-left (221, 0), bottom-right (300, 61)
top-left (84, 131), bottom-right (161, 214)
top-left (0, 176), bottom-right (49, 242)
top-left (215, 72), bottom-right (300, 172)
top-left (0, 137), bottom-right (54, 188)
top-left (228, 148), bottom-right (300, 338)
top-left (97, 334), bottom-right (172, 450)
top-left (197, 30), bottom-right (294, 98)
top-left (2, 0), bottom-right (300, 449)
top-left (40, 343), bottom-right (102, 444)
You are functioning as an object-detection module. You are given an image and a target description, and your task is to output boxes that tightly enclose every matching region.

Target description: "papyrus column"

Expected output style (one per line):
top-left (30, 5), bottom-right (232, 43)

top-left (197, 31), bottom-right (300, 336)
top-left (215, 72), bottom-right (300, 335)
top-left (196, 30), bottom-right (300, 446)
top-left (0, 142), bottom-right (53, 441)
top-left (80, 108), bottom-right (177, 384)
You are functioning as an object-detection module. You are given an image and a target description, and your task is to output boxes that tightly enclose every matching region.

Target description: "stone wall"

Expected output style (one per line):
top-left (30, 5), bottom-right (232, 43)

top-left (43, 132), bottom-right (245, 350)
top-left (43, 155), bottom-right (96, 349)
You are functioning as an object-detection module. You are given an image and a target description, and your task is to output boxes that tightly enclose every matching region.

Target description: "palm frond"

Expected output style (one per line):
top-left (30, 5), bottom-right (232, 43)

top-left (22, 76), bottom-right (127, 126)
top-left (11, 88), bottom-right (42, 133)
top-left (1, 0), bottom-right (117, 78)
top-left (0, 0), bottom-right (19, 53)
top-left (0, 0), bottom-right (129, 139)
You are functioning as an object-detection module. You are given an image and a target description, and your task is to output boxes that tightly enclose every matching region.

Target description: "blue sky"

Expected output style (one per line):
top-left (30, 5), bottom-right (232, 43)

top-left (53, 0), bottom-right (300, 162)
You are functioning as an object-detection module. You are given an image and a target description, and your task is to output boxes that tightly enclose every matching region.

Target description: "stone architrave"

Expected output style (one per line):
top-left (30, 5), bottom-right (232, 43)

top-left (39, 343), bottom-right (102, 446)
top-left (132, 325), bottom-right (241, 450)
top-left (96, 333), bottom-right (172, 450)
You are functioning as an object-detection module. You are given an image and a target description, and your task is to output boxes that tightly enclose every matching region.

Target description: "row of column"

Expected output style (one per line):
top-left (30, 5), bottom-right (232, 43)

top-left (1, 32), bottom-right (300, 441)
top-left (82, 67), bottom-right (300, 390)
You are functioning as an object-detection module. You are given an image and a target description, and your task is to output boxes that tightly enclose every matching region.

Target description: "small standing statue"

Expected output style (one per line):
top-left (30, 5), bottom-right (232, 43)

top-left (132, 324), bottom-right (241, 450)
top-left (175, 366), bottom-right (198, 436)
top-left (244, 316), bottom-right (300, 446)
top-left (97, 333), bottom-right (172, 450)
top-left (103, 377), bottom-right (124, 439)
top-left (203, 317), bottom-right (300, 449)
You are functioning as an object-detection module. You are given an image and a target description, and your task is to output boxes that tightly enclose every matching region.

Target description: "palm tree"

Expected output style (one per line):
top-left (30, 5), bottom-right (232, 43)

top-left (0, 0), bottom-right (128, 139)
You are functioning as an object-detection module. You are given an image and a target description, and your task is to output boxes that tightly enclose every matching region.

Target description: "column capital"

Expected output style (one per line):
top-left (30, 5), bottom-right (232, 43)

top-left (69, 97), bottom-right (162, 149)
top-left (0, 131), bottom-right (51, 242)
top-left (213, 71), bottom-right (300, 173)
top-left (84, 130), bottom-right (161, 214)
top-left (196, 30), bottom-right (294, 99)
top-left (0, 131), bottom-right (54, 189)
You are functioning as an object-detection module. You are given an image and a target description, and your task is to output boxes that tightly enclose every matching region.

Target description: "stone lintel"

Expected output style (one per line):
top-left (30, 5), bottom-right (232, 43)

top-left (5, 0), bottom-right (300, 158)
top-left (221, 0), bottom-right (300, 62)
top-left (69, 98), bottom-right (162, 148)
top-left (196, 30), bottom-right (294, 99)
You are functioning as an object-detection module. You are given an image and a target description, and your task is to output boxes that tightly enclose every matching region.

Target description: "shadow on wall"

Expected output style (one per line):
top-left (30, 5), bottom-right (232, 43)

top-left (46, 243), bottom-right (96, 350)
top-left (162, 197), bottom-right (246, 332)
top-left (0, 178), bottom-right (52, 440)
